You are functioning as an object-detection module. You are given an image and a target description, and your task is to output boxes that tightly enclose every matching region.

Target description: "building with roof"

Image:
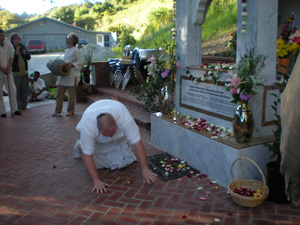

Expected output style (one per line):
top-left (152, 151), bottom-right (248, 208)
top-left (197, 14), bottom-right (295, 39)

top-left (5, 17), bottom-right (117, 51)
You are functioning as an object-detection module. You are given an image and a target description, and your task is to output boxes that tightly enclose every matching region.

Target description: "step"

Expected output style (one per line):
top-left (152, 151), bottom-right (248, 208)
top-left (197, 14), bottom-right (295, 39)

top-left (86, 87), bottom-right (151, 130)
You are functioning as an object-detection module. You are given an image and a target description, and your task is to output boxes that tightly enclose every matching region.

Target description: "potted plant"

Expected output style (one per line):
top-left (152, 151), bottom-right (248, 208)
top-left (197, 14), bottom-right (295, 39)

top-left (265, 74), bottom-right (290, 204)
top-left (276, 38), bottom-right (299, 73)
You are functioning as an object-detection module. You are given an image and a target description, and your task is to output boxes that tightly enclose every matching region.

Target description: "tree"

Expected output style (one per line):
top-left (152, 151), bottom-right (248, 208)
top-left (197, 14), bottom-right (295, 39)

top-left (118, 27), bottom-right (136, 48)
top-left (49, 6), bottom-right (75, 24)
top-left (0, 10), bottom-right (23, 30)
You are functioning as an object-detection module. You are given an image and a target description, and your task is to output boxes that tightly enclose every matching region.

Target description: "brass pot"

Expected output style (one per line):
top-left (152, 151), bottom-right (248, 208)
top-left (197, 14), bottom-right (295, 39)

top-left (233, 101), bottom-right (254, 143)
top-left (159, 83), bottom-right (173, 115)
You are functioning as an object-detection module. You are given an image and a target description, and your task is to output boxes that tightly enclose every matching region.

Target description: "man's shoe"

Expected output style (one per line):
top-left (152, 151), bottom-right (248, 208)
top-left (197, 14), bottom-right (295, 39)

top-left (73, 139), bottom-right (82, 159)
top-left (1, 114), bottom-right (6, 118)
top-left (14, 111), bottom-right (21, 115)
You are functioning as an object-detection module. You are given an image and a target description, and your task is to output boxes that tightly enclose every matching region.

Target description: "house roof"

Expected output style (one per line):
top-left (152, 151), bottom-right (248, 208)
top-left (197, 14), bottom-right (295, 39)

top-left (6, 17), bottom-right (111, 35)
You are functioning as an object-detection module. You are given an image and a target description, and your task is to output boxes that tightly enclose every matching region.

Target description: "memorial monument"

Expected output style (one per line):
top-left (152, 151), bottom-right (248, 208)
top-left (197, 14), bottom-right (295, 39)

top-left (151, 0), bottom-right (295, 187)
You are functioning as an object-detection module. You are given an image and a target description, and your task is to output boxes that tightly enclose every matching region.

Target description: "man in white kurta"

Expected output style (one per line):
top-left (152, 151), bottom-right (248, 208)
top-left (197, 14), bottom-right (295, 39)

top-left (32, 71), bottom-right (48, 100)
top-left (75, 99), bottom-right (157, 193)
top-left (0, 29), bottom-right (19, 117)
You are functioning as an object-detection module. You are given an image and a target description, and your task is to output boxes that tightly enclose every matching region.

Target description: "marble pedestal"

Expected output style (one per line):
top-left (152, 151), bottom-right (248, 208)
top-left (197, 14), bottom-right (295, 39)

top-left (151, 114), bottom-right (274, 187)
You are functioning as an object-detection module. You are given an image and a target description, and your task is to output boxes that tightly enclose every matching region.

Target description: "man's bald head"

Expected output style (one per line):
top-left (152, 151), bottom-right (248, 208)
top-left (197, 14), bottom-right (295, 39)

top-left (97, 113), bottom-right (117, 137)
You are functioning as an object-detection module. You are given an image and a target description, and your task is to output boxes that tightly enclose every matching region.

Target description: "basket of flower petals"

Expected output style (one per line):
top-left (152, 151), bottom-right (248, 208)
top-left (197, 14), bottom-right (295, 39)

top-left (228, 157), bottom-right (269, 207)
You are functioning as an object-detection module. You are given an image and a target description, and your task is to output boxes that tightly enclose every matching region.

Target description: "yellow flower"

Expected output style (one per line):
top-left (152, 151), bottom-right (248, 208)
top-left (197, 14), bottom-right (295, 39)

top-left (165, 62), bottom-right (172, 70)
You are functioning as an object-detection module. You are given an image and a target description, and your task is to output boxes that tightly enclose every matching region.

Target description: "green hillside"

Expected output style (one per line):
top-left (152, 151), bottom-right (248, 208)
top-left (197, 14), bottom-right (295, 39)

top-left (0, 0), bottom-right (237, 54)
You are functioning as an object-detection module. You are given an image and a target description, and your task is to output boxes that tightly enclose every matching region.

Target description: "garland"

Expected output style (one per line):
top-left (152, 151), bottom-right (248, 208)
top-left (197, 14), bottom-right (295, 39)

top-left (241, 0), bottom-right (247, 33)
top-left (185, 63), bottom-right (235, 85)
top-left (171, 0), bottom-right (177, 40)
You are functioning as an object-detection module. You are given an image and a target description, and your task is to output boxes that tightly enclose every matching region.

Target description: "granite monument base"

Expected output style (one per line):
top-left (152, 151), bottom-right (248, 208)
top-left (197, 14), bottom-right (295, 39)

top-left (151, 114), bottom-right (274, 187)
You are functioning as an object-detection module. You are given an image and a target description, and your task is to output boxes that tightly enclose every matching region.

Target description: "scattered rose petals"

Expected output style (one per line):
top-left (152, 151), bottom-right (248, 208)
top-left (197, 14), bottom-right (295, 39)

top-left (181, 214), bottom-right (187, 219)
top-left (52, 165), bottom-right (56, 169)
top-left (206, 191), bottom-right (211, 195)
top-left (153, 167), bottom-right (157, 170)
top-left (178, 178), bottom-right (182, 181)
top-left (227, 213), bottom-right (233, 216)
top-left (199, 197), bottom-right (207, 201)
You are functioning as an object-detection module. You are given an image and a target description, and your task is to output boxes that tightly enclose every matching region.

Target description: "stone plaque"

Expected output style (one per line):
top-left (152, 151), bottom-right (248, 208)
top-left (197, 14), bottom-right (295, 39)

top-left (180, 76), bottom-right (236, 121)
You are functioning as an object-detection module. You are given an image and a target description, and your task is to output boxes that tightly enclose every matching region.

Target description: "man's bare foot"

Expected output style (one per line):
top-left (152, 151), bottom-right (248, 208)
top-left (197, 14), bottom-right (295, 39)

top-left (73, 139), bottom-right (82, 159)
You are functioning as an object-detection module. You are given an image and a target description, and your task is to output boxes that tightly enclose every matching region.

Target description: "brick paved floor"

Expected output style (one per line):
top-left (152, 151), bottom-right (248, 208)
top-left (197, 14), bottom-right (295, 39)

top-left (0, 102), bottom-right (300, 225)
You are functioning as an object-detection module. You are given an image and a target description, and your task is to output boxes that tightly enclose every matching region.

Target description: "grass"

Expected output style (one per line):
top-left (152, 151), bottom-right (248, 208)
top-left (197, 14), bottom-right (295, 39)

top-left (131, 0), bottom-right (237, 49)
top-left (202, 0), bottom-right (237, 42)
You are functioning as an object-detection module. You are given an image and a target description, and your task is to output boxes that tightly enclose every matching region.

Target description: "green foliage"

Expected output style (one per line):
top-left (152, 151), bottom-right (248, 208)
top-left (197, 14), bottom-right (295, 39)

top-left (130, 43), bottom-right (177, 112)
top-left (0, 10), bottom-right (24, 30)
top-left (137, 24), bottom-right (173, 49)
top-left (202, 0), bottom-right (237, 42)
top-left (143, 7), bottom-right (173, 36)
top-left (118, 27), bottom-right (137, 48)
top-left (49, 6), bottom-right (75, 24)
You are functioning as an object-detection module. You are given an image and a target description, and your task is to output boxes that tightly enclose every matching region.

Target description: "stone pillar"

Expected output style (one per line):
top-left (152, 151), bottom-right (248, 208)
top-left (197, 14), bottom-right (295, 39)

top-left (176, 0), bottom-right (212, 111)
top-left (237, 0), bottom-right (278, 137)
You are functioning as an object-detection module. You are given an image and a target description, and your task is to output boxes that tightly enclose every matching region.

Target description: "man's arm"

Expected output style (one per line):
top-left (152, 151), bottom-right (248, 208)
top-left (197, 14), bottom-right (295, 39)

top-left (135, 140), bottom-right (158, 184)
top-left (3, 58), bottom-right (13, 75)
top-left (82, 153), bottom-right (111, 193)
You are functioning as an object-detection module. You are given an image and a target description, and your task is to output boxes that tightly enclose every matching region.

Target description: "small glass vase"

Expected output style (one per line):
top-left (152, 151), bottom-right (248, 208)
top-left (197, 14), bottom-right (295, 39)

top-left (233, 101), bottom-right (254, 143)
top-left (159, 83), bottom-right (173, 115)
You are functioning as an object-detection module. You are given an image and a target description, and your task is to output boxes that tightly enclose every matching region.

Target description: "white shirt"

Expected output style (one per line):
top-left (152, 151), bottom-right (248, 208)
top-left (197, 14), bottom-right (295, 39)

top-left (32, 78), bottom-right (46, 90)
top-left (0, 39), bottom-right (14, 79)
top-left (76, 100), bottom-right (141, 156)
top-left (56, 47), bottom-right (82, 86)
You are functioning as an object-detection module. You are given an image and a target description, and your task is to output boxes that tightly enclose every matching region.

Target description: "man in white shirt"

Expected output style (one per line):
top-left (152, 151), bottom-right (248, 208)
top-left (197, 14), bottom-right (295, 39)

top-left (74, 99), bottom-right (157, 193)
top-left (31, 71), bottom-right (48, 100)
top-left (0, 29), bottom-right (21, 117)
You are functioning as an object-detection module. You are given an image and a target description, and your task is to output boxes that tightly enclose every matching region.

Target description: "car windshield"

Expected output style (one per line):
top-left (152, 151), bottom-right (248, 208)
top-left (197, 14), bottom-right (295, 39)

top-left (28, 40), bottom-right (42, 45)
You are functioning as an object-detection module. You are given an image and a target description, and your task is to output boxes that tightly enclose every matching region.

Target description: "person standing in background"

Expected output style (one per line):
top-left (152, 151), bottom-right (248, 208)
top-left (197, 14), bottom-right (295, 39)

top-left (0, 29), bottom-right (21, 117)
top-left (52, 33), bottom-right (82, 117)
top-left (10, 33), bottom-right (31, 110)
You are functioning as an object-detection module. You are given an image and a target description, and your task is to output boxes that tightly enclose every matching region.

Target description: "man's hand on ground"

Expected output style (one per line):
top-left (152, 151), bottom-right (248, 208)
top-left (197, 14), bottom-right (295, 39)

top-left (142, 168), bottom-right (158, 184)
top-left (92, 180), bottom-right (111, 194)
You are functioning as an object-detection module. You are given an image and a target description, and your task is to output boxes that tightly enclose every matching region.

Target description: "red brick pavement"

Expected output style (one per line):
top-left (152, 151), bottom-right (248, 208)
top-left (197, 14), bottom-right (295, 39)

top-left (0, 102), bottom-right (300, 225)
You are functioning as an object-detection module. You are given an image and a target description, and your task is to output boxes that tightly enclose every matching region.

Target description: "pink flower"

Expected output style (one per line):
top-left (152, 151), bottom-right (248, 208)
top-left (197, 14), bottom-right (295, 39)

top-left (176, 62), bottom-right (181, 70)
top-left (226, 71), bottom-right (242, 91)
top-left (147, 56), bottom-right (156, 66)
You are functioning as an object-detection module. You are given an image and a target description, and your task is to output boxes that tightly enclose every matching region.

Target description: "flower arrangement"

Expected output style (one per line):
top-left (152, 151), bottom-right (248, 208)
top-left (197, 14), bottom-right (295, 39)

top-left (131, 44), bottom-right (179, 112)
top-left (226, 49), bottom-right (266, 103)
top-left (277, 38), bottom-right (299, 58)
top-left (289, 29), bottom-right (300, 44)
top-left (146, 47), bottom-right (179, 85)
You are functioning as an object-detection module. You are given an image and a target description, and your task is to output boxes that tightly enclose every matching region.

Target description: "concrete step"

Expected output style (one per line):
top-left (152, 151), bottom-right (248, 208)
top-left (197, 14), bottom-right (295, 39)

top-left (86, 87), bottom-right (151, 130)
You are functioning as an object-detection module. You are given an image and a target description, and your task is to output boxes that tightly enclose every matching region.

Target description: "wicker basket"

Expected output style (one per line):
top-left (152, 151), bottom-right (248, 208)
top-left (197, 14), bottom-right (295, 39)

top-left (228, 157), bottom-right (269, 208)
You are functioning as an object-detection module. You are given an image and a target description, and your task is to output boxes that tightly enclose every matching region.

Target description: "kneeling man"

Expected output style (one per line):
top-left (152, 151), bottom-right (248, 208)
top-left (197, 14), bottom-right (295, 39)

top-left (74, 99), bottom-right (157, 193)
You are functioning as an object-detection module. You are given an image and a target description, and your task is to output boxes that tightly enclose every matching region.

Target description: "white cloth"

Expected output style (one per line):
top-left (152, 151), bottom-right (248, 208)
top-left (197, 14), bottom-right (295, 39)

top-left (280, 54), bottom-right (300, 201)
top-left (0, 39), bottom-right (18, 113)
top-left (0, 40), bottom-right (14, 79)
top-left (32, 77), bottom-right (46, 90)
top-left (56, 47), bottom-right (82, 87)
top-left (0, 74), bottom-right (18, 113)
top-left (76, 100), bottom-right (141, 169)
